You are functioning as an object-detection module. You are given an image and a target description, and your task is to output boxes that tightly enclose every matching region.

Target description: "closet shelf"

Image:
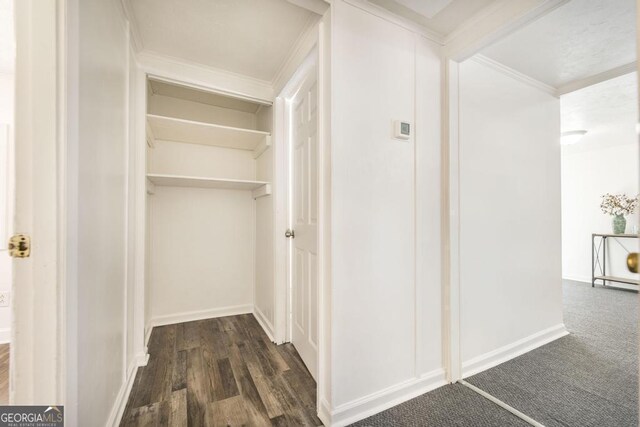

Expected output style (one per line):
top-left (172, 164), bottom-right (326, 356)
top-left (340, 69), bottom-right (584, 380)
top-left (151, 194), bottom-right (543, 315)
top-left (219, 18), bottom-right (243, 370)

top-left (146, 174), bottom-right (271, 198)
top-left (147, 114), bottom-right (271, 152)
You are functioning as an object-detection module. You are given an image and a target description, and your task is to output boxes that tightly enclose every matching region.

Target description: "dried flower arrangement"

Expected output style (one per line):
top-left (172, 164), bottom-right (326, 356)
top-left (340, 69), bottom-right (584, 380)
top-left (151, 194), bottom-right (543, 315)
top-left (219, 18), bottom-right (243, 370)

top-left (600, 193), bottom-right (638, 216)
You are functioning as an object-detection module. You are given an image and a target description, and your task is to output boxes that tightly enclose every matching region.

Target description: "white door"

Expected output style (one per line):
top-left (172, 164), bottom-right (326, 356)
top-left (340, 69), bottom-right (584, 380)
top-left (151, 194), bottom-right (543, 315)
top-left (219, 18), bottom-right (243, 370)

top-left (12, 0), bottom-right (63, 403)
top-left (290, 67), bottom-right (319, 380)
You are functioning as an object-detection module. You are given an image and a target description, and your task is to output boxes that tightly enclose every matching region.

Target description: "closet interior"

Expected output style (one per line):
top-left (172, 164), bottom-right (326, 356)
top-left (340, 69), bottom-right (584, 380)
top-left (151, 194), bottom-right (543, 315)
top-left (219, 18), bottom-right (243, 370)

top-left (144, 77), bottom-right (274, 335)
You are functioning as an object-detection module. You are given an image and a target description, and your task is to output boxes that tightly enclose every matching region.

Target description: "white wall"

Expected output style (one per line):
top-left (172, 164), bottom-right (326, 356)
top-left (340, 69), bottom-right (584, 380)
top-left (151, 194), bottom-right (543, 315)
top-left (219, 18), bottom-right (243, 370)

top-left (329, 1), bottom-right (443, 423)
top-left (74, 0), bottom-right (130, 423)
top-left (562, 143), bottom-right (639, 284)
top-left (458, 58), bottom-right (564, 375)
top-left (146, 140), bottom-right (256, 325)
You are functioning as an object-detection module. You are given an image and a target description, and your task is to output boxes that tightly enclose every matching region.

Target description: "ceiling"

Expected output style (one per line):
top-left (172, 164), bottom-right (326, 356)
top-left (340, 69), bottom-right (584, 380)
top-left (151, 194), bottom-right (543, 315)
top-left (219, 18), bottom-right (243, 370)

top-left (561, 72), bottom-right (637, 153)
top-left (128, 0), bottom-right (317, 82)
top-left (481, 0), bottom-right (636, 89)
top-left (368, 0), bottom-right (495, 36)
top-left (0, 0), bottom-right (14, 75)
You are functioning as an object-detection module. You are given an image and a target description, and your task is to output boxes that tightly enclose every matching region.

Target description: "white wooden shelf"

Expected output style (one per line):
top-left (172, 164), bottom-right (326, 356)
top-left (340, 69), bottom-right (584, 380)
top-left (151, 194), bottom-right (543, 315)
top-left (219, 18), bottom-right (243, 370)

top-left (146, 174), bottom-right (271, 199)
top-left (147, 114), bottom-right (271, 153)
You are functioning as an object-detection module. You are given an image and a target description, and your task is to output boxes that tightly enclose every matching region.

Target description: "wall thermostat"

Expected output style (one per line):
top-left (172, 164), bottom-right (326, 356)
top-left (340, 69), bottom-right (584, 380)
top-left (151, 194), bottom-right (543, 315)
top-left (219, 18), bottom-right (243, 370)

top-left (393, 120), bottom-right (411, 140)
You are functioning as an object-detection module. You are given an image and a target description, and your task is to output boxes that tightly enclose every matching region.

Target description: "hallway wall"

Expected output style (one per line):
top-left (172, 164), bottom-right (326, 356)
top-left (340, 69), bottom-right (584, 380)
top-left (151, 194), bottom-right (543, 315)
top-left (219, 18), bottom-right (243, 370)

top-left (330, 0), bottom-right (444, 423)
top-left (72, 0), bottom-right (131, 423)
top-left (458, 57), bottom-right (565, 376)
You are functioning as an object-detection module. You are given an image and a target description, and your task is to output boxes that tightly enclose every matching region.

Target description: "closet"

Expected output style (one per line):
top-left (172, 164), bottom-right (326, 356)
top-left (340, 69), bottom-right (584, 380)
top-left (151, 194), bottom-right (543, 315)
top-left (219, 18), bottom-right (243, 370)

top-left (144, 78), bottom-right (273, 331)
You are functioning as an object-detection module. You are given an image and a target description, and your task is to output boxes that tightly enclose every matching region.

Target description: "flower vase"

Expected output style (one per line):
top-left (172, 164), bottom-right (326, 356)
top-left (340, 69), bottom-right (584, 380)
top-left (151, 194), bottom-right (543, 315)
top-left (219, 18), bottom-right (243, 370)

top-left (612, 215), bottom-right (626, 234)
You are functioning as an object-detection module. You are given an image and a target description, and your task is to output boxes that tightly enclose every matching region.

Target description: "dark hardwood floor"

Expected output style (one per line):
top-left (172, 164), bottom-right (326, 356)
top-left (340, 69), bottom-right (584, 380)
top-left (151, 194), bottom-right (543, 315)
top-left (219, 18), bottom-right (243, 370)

top-left (120, 314), bottom-right (322, 426)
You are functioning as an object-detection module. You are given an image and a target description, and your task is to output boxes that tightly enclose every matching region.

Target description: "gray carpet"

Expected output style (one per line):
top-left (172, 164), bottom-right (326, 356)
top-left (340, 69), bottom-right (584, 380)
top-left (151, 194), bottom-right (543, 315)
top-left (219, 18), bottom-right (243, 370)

top-left (351, 383), bottom-right (530, 427)
top-left (466, 280), bottom-right (638, 427)
top-left (352, 280), bottom-right (638, 426)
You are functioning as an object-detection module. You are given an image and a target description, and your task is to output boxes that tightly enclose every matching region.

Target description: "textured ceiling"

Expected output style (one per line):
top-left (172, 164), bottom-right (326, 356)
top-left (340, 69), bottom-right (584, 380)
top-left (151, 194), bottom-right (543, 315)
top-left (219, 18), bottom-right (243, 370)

top-left (367, 0), bottom-right (495, 36)
top-left (129, 0), bottom-right (316, 82)
top-left (561, 72), bottom-right (637, 153)
top-left (481, 0), bottom-right (636, 88)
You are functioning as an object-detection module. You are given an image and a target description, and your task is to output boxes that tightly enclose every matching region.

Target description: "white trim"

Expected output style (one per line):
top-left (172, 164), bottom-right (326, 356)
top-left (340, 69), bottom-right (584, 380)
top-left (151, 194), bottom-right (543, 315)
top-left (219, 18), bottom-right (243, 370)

top-left (144, 323), bottom-right (153, 348)
top-left (106, 357), bottom-right (144, 427)
top-left (461, 324), bottom-right (568, 378)
top-left (253, 305), bottom-right (276, 342)
top-left (557, 62), bottom-right (637, 95)
top-left (342, 0), bottom-right (443, 43)
top-left (317, 397), bottom-right (332, 427)
top-left (137, 51), bottom-right (274, 104)
top-left (329, 369), bottom-right (447, 427)
top-left (317, 15), bottom-right (332, 422)
top-left (442, 59), bottom-right (461, 383)
top-left (472, 55), bottom-right (558, 97)
top-left (147, 304), bottom-right (253, 329)
top-left (118, 0), bottom-right (144, 52)
top-left (443, 0), bottom-right (570, 62)
top-left (272, 16), bottom-right (321, 95)
top-left (0, 328), bottom-right (10, 344)
top-left (273, 96), bottom-right (290, 345)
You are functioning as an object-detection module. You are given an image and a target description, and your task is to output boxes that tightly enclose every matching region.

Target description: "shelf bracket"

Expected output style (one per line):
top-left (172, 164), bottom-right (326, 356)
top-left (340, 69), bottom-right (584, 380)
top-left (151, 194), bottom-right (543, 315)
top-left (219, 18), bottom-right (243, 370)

top-left (253, 184), bottom-right (271, 199)
top-left (253, 135), bottom-right (271, 159)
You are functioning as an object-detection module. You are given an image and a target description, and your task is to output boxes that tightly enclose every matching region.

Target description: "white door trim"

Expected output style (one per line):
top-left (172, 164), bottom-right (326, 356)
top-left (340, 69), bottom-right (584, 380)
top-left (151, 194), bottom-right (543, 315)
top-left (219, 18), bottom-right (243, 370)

top-left (274, 31), bottom-right (331, 420)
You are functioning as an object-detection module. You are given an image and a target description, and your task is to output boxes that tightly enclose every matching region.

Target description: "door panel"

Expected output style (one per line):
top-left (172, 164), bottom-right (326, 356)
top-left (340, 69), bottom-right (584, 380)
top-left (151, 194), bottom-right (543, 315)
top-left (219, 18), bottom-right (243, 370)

top-left (290, 67), bottom-right (318, 380)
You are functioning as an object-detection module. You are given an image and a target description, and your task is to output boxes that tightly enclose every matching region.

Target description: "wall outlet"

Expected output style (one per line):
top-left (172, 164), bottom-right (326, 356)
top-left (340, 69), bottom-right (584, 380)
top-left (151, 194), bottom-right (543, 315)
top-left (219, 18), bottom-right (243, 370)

top-left (0, 292), bottom-right (10, 307)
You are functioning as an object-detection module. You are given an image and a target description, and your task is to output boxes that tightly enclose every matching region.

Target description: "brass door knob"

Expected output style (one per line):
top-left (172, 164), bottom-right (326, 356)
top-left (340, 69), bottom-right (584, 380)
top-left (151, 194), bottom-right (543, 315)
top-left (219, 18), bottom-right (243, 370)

top-left (627, 253), bottom-right (638, 274)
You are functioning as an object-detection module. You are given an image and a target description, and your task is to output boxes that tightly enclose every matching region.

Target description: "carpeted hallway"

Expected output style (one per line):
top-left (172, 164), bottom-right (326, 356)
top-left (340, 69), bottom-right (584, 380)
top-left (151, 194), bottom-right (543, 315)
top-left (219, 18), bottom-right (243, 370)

top-left (353, 280), bottom-right (638, 426)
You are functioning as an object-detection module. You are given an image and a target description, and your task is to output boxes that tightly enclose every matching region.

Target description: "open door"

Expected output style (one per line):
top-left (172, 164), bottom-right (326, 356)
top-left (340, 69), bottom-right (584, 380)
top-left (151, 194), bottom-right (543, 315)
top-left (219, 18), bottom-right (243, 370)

top-left (288, 63), bottom-right (319, 380)
top-left (11, 0), bottom-right (64, 404)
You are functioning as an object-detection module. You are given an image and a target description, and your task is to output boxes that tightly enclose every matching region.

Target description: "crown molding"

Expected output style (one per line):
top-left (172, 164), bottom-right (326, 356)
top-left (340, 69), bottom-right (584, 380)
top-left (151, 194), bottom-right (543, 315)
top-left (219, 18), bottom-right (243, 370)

top-left (444, 0), bottom-right (570, 61)
top-left (271, 15), bottom-right (321, 95)
top-left (472, 55), bottom-right (558, 97)
top-left (557, 62), bottom-right (637, 96)
top-left (343, 0), bottom-right (445, 44)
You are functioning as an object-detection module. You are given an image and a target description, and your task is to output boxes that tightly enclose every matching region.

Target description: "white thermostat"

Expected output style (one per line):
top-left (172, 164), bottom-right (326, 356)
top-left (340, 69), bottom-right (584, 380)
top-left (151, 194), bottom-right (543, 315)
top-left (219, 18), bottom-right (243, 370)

top-left (393, 120), bottom-right (412, 140)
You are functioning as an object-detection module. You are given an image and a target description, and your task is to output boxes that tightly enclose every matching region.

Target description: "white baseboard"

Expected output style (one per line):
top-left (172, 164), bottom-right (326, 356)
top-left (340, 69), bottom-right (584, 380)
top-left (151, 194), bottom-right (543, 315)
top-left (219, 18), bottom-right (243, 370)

top-left (329, 368), bottom-right (447, 427)
top-left (144, 323), bottom-right (153, 348)
top-left (318, 398), bottom-right (332, 426)
top-left (148, 304), bottom-right (253, 329)
top-left (563, 275), bottom-right (590, 284)
top-left (107, 352), bottom-right (147, 427)
top-left (462, 323), bottom-right (568, 378)
top-left (0, 328), bottom-right (10, 344)
top-left (253, 306), bottom-right (275, 342)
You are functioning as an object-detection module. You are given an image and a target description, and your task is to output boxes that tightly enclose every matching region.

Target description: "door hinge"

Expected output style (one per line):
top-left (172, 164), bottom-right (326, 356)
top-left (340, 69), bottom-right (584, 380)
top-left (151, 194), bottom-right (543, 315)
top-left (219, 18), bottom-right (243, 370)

top-left (8, 234), bottom-right (30, 258)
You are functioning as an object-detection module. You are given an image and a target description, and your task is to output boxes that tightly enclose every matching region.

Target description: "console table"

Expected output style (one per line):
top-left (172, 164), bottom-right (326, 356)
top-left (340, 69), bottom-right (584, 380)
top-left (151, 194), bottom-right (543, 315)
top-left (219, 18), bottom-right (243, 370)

top-left (592, 233), bottom-right (639, 287)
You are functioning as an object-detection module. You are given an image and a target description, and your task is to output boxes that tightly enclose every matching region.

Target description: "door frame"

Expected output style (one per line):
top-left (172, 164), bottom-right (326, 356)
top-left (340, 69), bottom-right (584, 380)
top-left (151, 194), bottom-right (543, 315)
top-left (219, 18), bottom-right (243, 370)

top-left (12, 0), bottom-right (67, 405)
top-left (440, 0), bottom-right (572, 383)
top-left (273, 18), bottom-right (331, 420)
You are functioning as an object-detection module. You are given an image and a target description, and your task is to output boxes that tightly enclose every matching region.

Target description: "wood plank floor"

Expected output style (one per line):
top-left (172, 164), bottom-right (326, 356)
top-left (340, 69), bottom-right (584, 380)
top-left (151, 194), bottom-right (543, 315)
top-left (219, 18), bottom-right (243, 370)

top-left (0, 344), bottom-right (8, 404)
top-left (120, 314), bottom-right (322, 426)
